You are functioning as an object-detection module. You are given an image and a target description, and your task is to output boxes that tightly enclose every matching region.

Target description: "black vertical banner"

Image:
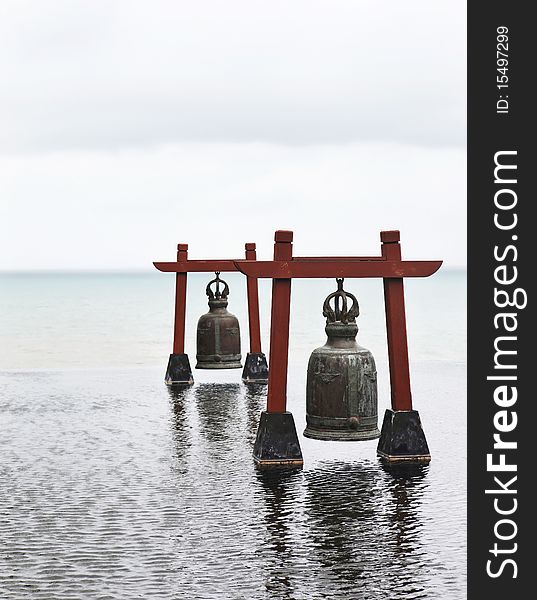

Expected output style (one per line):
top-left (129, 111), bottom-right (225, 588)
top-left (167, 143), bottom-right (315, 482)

top-left (468, 2), bottom-right (530, 598)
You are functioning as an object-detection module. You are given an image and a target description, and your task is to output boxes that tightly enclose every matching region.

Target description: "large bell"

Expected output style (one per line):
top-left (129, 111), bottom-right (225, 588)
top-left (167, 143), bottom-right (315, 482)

top-left (196, 272), bottom-right (242, 369)
top-left (304, 278), bottom-right (380, 441)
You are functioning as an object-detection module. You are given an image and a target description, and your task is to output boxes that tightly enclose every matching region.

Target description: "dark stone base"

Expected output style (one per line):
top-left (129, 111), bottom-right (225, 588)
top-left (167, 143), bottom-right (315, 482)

top-left (377, 409), bottom-right (431, 463)
top-left (165, 353), bottom-right (194, 386)
top-left (253, 411), bottom-right (303, 468)
top-left (242, 352), bottom-right (269, 384)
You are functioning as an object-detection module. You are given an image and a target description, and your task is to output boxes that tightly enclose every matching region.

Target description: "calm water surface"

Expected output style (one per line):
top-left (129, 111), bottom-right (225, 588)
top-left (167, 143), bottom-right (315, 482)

top-left (0, 272), bottom-right (466, 599)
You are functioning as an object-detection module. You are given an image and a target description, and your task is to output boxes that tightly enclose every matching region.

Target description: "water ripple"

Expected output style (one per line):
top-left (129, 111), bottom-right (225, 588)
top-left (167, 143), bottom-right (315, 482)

top-left (0, 368), bottom-right (465, 599)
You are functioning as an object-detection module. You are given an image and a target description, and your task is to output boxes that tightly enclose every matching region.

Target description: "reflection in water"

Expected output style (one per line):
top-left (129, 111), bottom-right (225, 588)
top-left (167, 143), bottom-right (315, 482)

top-left (0, 370), bottom-right (459, 599)
top-left (164, 383), bottom-right (438, 599)
top-left (381, 462), bottom-right (429, 556)
top-left (167, 385), bottom-right (192, 442)
top-left (167, 384), bottom-right (195, 473)
top-left (194, 383), bottom-right (242, 421)
top-left (2, 272), bottom-right (466, 599)
top-left (168, 381), bottom-right (266, 451)
top-left (244, 384), bottom-right (267, 441)
top-left (301, 461), bottom-right (431, 599)
top-left (167, 384), bottom-right (191, 417)
top-left (194, 383), bottom-right (242, 450)
top-left (304, 462), bottom-right (381, 592)
top-left (379, 462), bottom-right (431, 599)
top-left (255, 469), bottom-right (304, 600)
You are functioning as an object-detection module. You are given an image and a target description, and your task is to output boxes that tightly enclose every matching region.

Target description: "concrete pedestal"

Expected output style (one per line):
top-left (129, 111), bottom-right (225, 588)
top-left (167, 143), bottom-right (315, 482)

top-left (253, 411), bottom-right (303, 468)
top-left (242, 352), bottom-right (269, 384)
top-left (377, 409), bottom-right (431, 463)
top-left (165, 353), bottom-right (194, 386)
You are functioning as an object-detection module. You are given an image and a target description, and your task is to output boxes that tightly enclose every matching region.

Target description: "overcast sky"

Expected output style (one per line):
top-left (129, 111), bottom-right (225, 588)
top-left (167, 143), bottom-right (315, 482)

top-left (1, 0), bottom-right (466, 269)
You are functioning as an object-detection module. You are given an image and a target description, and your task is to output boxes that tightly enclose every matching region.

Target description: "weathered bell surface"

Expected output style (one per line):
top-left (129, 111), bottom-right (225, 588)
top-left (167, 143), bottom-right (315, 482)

top-left (304, 278), bottom-right (380, 441)
top-left (196, 272), bottom-right (242, 369)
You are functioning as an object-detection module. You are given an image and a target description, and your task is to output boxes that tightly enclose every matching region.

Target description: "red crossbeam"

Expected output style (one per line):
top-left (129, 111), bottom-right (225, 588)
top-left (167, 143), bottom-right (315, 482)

top-left (156, 229), bottom-right (441, 418)
top-left (154, 260), bottom-right (239, 273)
top-left (233, 259), bottom-right (442, 279)
top-left (155, 258), bottom-right (442, 277)
top-left (157, 248), bottom-right (265, 363)
top-left (293, 256), bottom-right (384, 261)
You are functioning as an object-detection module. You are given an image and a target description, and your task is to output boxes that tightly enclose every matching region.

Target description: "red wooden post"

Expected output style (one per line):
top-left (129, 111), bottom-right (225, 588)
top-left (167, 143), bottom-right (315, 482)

top-left (381, 231), bottom-right (413, 411)
top-left (266, 231), bottom-right (293, 413)
top-left (245, 243), bottom-right (262, 354)
top-left (172, 244), bottom-right (188, 355)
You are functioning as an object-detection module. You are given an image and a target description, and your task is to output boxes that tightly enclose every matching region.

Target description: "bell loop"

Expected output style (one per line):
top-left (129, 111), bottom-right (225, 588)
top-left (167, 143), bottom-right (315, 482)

top-left (206, 272), bottom-right (230, 301)
top-left (322, 278), bottom-right (360, 325)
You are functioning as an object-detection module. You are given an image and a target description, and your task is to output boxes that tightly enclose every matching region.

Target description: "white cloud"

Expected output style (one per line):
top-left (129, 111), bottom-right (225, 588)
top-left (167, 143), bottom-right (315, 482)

top-left (1, 142), bottom-right (466, 269)
top-left (0, 1), bottom-right (466, 269)
top-left (0, 0), bottom-right (466, 152)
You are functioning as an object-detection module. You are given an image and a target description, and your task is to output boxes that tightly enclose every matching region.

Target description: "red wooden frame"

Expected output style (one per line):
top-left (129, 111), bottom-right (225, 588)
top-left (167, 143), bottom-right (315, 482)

top-left (154, 243), bottom-right (264, 358)
top-left (155, 230), bottom-right (441, 417)
top-left (231, 230), bottom-right (441, 414)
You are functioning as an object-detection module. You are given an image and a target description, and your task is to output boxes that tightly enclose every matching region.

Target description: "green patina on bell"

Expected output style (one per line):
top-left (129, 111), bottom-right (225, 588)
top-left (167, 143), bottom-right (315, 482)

top-left (304, 278), bottom-right (380, 441)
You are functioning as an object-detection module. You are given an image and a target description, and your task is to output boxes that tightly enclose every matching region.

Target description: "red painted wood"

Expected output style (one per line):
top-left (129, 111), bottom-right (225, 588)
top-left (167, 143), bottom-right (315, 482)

top-left (156, 228), bottom-right (440, 420)
top-left (294, 256), bottom-right (385, 261)
top-left (154, 260), bottom-right (239, 273)
top-left (381, 231), bottom-right (413, 411)
top-left (266, 231), bottom-right (293, 413)
top-left (233, 259), bottom-right (442, 279)
top-left (173, 244), bottom-right (188, 354)
top-left (380, 230), bottom-right (401, 244)
top-left (245, 243), bottom-right (262, 353)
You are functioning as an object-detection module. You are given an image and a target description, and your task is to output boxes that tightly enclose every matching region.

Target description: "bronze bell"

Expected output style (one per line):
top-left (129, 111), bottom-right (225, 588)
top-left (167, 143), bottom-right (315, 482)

top-left (196, 272), bottom-right (242, 369)
top-left (304, 278), bottom-right (380, 441)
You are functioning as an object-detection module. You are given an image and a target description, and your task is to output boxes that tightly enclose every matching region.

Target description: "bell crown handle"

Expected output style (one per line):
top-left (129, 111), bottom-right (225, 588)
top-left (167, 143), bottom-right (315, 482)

top-left (206, 272), bottom-right (230, 300)
top-left (322, 278), bottom-right (360, 324)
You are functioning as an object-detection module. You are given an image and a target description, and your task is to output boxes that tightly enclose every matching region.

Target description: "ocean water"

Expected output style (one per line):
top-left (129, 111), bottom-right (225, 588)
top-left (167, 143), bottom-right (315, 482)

top-left (0, 271), bottom-right (466, 599)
